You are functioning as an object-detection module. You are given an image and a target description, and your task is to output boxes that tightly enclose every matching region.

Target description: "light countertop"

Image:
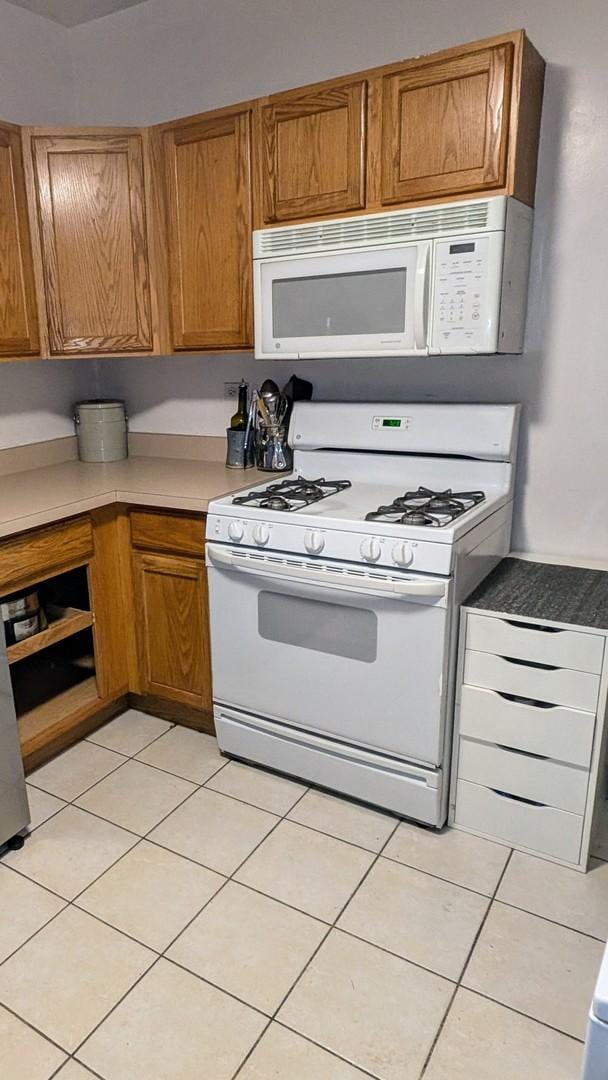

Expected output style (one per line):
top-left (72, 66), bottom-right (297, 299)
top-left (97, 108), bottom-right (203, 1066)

top-left (0, 456), bottom-right (267, 539)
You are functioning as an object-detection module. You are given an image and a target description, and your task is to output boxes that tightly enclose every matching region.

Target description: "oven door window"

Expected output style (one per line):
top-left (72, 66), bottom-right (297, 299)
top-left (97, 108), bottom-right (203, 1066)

top-left (272, 267), bottom-right (407, 338)
top-left (258, 591), bottom-right (377, 663)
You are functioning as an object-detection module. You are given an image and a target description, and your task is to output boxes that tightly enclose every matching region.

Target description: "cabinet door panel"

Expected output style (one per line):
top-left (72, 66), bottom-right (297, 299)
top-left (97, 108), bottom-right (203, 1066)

top-left (134, 551), bottom-right (210, 710)
top-left (381, 44), bottom-right (513, 204)
top-left (0, 124), bottom-right (39, 357)
top-left (261, 80), bottom-right (366, 223)
top-left (163, 111), bottom-right (252, 349)
top-left (32, 133), bottom-right (152, 354)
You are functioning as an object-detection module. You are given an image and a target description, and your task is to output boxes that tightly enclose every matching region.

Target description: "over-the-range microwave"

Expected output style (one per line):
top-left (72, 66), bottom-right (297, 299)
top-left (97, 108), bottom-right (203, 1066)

top-left (253, 195), bottom-right (533, 358)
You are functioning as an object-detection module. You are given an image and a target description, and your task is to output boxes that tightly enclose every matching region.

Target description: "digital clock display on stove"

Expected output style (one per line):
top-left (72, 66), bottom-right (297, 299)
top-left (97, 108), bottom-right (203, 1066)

top-left (372, 416), bottom-right (411, 430)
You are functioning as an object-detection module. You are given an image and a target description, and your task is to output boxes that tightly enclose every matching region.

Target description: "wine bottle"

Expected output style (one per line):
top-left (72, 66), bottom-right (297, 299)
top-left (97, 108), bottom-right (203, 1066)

top-left (230, 380), bottom-right (248, 431)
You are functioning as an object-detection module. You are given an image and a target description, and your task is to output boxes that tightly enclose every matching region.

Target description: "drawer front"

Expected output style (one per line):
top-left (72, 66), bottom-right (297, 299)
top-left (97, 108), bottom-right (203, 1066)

top-left (464, 649), bottom-right (600, 713)
top-left (454, 779), bottom-right (583, 864)
top-left (0, 516), bottom-right (93, 593)
top-left (459, 684), bottom-right (595, 768)
top-left (466, 612), bottom-right (604, 674)
top-left (458, 737), bottom-right (588, 815)
top-left (130, 509), bottom-right (204, 557)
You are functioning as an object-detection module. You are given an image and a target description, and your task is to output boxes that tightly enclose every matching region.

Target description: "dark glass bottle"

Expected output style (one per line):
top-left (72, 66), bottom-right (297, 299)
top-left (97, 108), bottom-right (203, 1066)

top-left (230, 380), bottom-right (248, 431)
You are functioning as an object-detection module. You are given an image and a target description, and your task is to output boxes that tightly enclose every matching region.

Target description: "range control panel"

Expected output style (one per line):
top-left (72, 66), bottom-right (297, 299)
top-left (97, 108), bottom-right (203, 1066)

top-left (430, 235), bottom-right (498, 353)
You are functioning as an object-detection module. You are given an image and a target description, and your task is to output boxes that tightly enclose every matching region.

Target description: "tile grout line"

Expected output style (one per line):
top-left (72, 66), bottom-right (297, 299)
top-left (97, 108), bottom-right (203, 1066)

top-left (231, 814), bottom-right (403, 1080)
top-left (418, 847), bottom-right (515, 1078)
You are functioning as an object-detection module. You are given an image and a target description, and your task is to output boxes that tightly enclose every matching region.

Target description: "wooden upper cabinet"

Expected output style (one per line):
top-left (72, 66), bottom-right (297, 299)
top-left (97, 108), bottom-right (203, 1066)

top-left (379, 42), bottom-right (514, 206)
top-left (0, 123), bottom-right (39, 358)
top-left (161, 109), bottom-right (253, 350)
top-left (31, 132), bottom-right (153, 355)
top-left (259, 78), bottom-right (367, 224)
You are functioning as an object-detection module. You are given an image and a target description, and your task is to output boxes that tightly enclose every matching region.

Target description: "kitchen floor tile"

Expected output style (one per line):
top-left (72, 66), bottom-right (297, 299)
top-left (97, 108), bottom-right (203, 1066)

top-left (338, 856), bottom-right (488, 980)
top-left (424, 987), bottom-right (584, 1079)
top-left (136, 725), bottom-right (226, 784)
top-left (75, 759), bottom-right (196, 835)
top-left (287, 788), bottom-right (396, 852)
top-left (278, 929), bottom-right (453, 1080)
top-left (87, 709), bottom-right (172, 757)
top-left (149, 787), bottom-right (278, 875)
top-left (54, 1063), bottom-right (99, 1079)
top-left (238, 1023), bottom-right (372, 1079)
top-left (27, 741), bottom-right (125, 801)
top-left (0, 865), bottom-right (65, 962)
top-left (76, 839), bottom-right (224, 951)
top-left (463, 901), bottom-right (604, 1039)
top-left (0, 1003), bottom-right (67, 1079)
top-left (497, 850), bottom-right (608, 939)
top-left (78, 957), bottom-right (266, 1080)
top-left (206, 759), bottom-right (306, 815)
top-left (0, 906), bottom-right (154, 1052)
top-left (235, 820), bottom-right (374, 922)
top-left (168, 880), bottom-right (326, 1013)
top-left (26, 786), bottom-right (66, 830)
top-left (2, 805), bottom-right (137, 900)
top-left (383, 820), bottom-right (510, 895)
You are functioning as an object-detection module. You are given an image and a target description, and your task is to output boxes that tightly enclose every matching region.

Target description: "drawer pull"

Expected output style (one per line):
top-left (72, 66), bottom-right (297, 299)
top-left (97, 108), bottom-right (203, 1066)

top-left (505, 619), bottom-right (561, 634)
top-left (495, 743), bottom-right (548, 761)
top-left (501, 656), bottom-right (558, 672)
top-left (497, 691), bottom-right (556, 709)
top-left (492, 788), bottom-right (545, 808)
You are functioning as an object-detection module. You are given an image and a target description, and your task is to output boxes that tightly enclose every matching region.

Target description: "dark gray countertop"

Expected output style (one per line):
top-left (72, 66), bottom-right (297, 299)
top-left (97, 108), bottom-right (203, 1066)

top-left (465, 557), bottom-right (608, 631)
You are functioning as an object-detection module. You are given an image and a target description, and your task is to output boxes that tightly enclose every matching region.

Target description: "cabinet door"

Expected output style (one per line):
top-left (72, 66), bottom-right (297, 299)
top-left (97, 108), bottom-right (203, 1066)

top-left (0, 124), bottom-right (39, 357)
top-left (133, 551), bottom-right (211, 710)
top-left (380, 43), bottom-right (513, 205)
top-left (32, 133), bottom-right (152, 354)
top-left (163, 111), bottom-right (252, 349)
top-left (260, 79), bottom-right (367, 223)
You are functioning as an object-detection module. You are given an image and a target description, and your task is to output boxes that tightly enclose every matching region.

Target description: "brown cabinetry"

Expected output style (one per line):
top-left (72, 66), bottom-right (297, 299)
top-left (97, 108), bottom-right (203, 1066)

top-left (161, 109), bottom-right (253, 349)
top-left (130, 510), bottom-right (212, 717)
top-left (378, 42), bottom-right (513, 205)
top-left (0, 123), bottom-right (39, 358)
top-left (258, 78), bottom-right (367, 223)
top-left (31, 131), bottom-right (153, 355)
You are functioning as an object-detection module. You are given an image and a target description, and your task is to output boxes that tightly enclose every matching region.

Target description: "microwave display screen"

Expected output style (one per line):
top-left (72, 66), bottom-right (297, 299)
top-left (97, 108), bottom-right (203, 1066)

top-left (272, 268), bottom-right (407, 338)
top-left (449, 242), bottom-right (476, 254)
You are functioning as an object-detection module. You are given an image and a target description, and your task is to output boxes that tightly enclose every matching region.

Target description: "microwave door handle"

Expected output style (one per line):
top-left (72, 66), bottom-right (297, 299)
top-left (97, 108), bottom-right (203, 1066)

top-left (414, 244), bottom-right (430, 351)
top-left (206, 544), bottom-right (447, 599)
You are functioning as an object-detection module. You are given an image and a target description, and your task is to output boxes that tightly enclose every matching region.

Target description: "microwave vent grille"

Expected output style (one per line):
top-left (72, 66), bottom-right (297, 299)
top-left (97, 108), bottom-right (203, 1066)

top-left (256, 201), bottom-right (493, 257)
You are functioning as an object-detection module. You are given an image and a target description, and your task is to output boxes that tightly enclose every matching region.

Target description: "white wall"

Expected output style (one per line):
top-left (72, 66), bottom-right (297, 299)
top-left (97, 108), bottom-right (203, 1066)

top-left (0, 360), bottom-right (98, 450)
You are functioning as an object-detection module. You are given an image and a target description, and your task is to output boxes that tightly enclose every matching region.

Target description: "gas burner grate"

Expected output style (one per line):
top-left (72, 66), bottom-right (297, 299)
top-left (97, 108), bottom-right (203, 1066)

top-left (233, 477), bottom-right (352, 512)
top-left (365, 486), bottom-right (485, 527)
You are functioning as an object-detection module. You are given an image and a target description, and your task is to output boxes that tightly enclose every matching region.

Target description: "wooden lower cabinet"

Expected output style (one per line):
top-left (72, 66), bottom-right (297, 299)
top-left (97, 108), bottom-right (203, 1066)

top-left (130, 509), bottom-right (213, 720)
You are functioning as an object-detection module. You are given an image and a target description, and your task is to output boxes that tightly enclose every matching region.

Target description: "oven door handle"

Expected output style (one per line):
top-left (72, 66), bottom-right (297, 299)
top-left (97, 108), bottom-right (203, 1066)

top-left (206, 544), bottom-right (447, 599)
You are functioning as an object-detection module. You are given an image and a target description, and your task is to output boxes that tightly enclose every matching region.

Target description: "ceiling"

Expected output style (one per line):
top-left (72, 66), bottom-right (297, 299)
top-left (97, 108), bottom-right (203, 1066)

top-left (5, 0), bottom-right (148, 26)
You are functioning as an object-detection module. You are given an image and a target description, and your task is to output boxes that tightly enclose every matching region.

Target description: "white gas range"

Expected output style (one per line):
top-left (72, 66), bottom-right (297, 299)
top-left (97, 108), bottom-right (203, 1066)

top-left (206, 402), bottom-right (520, 826)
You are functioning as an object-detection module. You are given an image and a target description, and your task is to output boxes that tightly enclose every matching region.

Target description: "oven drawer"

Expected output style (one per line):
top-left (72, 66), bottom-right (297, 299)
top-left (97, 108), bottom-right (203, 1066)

top-left (466, 612), bottom-right (604, 674)
top-left (463, 650), bottom-right (600, 713)
top-left (454, 779), bottom-right (583, 864)
top-left (458, 737), bottom-right (589, 815)
top-left (458, 685), bottom-right (596, 768)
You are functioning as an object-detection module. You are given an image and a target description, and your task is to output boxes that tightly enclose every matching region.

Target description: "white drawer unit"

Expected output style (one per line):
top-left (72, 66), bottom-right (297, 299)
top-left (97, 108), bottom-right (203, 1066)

top-left (459, 684), bottom-right (596, 769)
top-left (466, 612), bottom-right (605, 674)
top-left (458, 738), bottom-right (589, 815)
top-left (463, 649), bottom-right (600, 713)
top-left (451, 595), bottom-right (608, 872)
top-left (454, 779), bottom-right (583, 865)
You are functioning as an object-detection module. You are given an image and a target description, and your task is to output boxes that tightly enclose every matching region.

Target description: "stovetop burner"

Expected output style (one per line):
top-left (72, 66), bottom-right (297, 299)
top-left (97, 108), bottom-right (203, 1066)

top-left (233, 477), bottom-right (352, 512)
top-left (365, 487), bottom-right (485, 527)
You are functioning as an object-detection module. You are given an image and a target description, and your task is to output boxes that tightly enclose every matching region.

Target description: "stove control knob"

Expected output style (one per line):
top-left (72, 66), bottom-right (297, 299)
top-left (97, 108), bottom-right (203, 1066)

top-left (304, 530), bottom-right (325, 555)
top-left (228, 520), bottom-right (245, 542)
top-left (253, 523), bottom-right (270, 546)
top-left (392, 541), bottom-right (414, 567)
top-left (360, 537), bottom-right (381, 563)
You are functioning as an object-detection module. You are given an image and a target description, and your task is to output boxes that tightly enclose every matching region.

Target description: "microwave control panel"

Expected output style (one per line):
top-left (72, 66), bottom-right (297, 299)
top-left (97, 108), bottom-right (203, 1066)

top-left (429, 234), bottom-right (502, 353)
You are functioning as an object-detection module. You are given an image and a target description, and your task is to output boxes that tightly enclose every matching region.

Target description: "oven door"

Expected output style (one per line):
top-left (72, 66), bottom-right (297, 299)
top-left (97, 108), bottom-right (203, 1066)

top-left (206, 544), bottom-right (451, 767)
top-left (254, 242), bottom-right (431, 359)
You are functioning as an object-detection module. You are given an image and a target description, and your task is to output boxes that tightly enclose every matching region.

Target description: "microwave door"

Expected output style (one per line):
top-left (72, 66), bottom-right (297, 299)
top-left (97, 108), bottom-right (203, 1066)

top-left (255, 243), bottom-right (430, 359)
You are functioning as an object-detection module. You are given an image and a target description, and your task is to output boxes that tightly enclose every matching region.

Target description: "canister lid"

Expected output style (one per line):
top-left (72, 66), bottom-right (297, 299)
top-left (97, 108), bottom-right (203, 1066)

top-left (74, 399), bottom-right (127, 423)
top-left (75, 399), bottom-right (126, 412)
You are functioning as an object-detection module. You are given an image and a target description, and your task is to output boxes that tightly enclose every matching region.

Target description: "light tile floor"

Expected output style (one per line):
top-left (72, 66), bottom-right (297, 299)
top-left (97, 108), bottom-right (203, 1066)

top-left (0, 708), bottom-right (603, 1078)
